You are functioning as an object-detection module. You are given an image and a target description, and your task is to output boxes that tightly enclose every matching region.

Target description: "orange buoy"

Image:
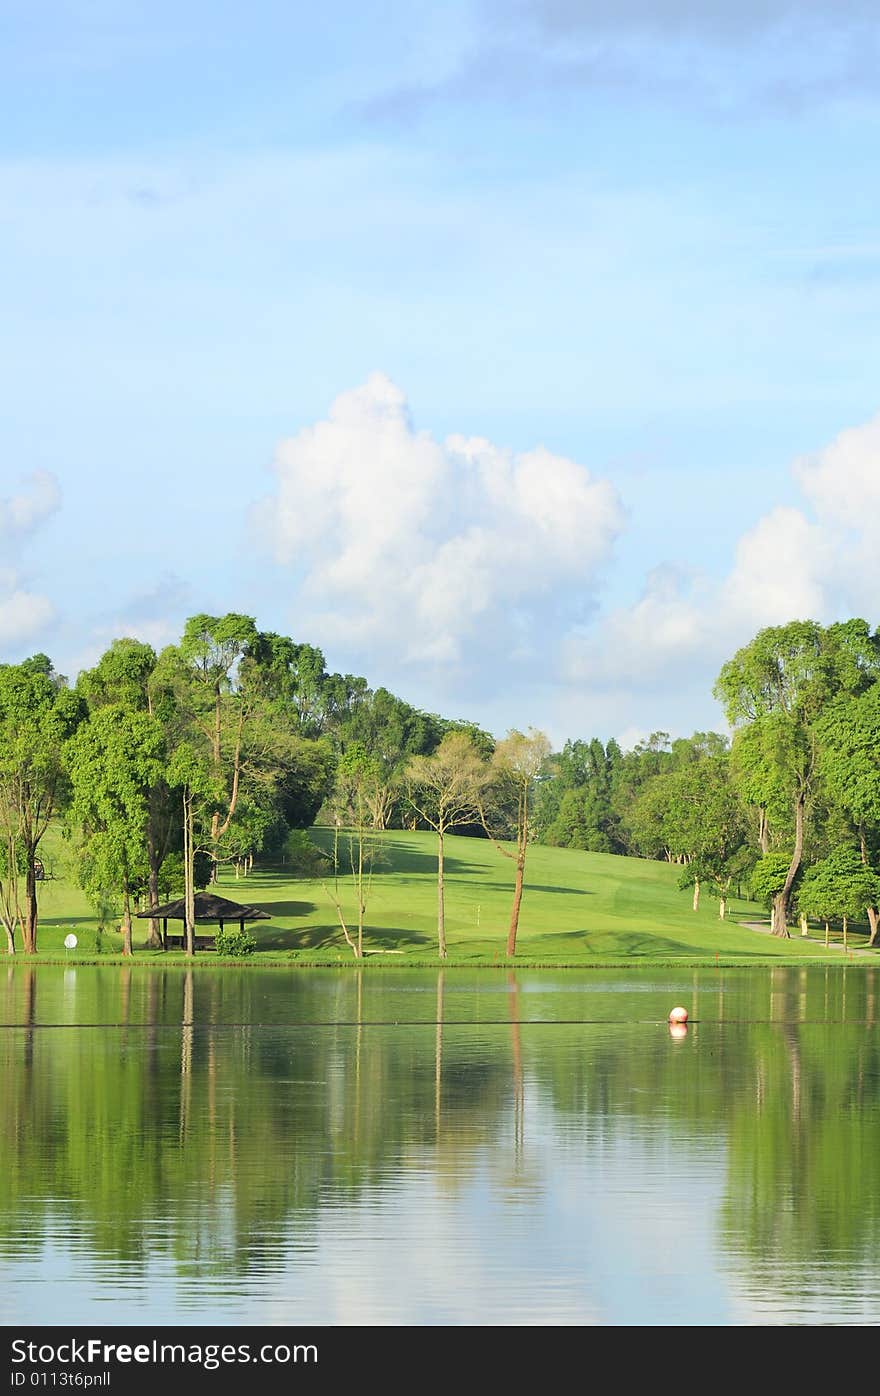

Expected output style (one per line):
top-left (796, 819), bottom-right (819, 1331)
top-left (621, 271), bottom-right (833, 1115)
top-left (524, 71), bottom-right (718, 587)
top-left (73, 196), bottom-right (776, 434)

top-left (668, 1006), bottom-right (688, 1024)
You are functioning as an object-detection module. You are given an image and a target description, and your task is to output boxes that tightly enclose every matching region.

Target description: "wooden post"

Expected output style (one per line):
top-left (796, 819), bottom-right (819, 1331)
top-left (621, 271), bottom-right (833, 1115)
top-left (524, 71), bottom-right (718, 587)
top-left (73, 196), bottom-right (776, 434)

top-left (162, 917), bottom-right (168, 951)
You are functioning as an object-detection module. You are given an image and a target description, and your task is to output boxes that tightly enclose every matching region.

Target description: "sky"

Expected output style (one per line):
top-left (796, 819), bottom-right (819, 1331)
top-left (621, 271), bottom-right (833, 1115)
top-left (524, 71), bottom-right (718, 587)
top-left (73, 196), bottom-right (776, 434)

top-left (2, 0), bottom-right (880, 748)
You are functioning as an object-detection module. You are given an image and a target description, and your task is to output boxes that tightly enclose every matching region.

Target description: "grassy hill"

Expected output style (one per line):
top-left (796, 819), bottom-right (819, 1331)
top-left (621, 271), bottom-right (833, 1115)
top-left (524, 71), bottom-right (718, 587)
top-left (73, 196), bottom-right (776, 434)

top-left (20, 827), bottom-right (866, 964)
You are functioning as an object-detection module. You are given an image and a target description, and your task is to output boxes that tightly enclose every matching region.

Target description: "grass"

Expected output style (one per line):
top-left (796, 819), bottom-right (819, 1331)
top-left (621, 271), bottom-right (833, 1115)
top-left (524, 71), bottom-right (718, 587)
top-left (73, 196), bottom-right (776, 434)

top-left (18, 826), bottom-right (875, 966)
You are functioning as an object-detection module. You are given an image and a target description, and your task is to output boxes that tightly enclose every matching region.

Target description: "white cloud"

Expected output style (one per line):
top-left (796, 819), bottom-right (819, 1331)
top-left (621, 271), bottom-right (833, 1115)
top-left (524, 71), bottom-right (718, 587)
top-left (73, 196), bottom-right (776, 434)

top-left (721, 505), bottom-right (832, 626)
top-left (257, 374), bottom-right (623, 678)
top-left (0, 470), bottom-right (61, 538)
top-left (0, 581), bottom-right (54, 646)
top-left (564, 564), bottom-right (709, 687)
top-left (0, 476), bottom-right (60, 653)
top-left (565, 414), bottom-right (879, 698)
top-left (794, 411), bottom-right (880, 527)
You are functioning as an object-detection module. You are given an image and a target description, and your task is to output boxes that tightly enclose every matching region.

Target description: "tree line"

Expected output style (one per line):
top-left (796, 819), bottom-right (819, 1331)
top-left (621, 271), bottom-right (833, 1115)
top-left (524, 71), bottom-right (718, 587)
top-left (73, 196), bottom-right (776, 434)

top-left (3, 614), bottom-right (880, 955)
top-left (0, 613), bottom-right (547, 959)
top-left (535, 618), bottom-right (880, 942)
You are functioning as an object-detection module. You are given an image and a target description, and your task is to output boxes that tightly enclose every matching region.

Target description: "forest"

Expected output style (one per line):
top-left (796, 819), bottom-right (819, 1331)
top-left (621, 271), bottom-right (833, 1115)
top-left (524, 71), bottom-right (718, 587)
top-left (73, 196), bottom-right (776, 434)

top-left (2, 613), bottom-right (880, 956)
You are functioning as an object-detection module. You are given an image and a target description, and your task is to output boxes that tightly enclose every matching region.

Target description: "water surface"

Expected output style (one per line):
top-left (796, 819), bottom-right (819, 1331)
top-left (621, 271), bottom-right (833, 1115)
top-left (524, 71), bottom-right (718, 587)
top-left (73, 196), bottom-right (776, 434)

top-left (1, 965), bottom-right (878, 1325)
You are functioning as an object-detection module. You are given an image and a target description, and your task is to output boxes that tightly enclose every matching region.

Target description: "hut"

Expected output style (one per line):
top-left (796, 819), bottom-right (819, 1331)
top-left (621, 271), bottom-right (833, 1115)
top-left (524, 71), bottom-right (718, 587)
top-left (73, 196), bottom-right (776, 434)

top-left (136, 892), bottom-right (271, 950)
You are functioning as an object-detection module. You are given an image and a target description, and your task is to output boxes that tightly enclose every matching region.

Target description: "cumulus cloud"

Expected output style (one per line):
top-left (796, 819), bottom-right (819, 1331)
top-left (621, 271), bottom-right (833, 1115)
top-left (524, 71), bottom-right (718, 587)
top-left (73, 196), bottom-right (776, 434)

top-left (565, 512), bottom-right (838, 692)
top-left (564, 565), bottom-right (708, 686)
top-left (564, 399), bottom-right (880, 703)
top-left (721, 506), bottom-right (833, 626)
top-left (257, 373), bottom-right (623, 680)
top-left (794, 412), bottom-right (880, 527)
top-left (0, 470), bottom-right (61, 538)
top-left (0, 473), bottom-right (60, 653)
top-left (566, 412), bottom-right (880, 696)
top-left (0, 574), bottom-right (54, 646)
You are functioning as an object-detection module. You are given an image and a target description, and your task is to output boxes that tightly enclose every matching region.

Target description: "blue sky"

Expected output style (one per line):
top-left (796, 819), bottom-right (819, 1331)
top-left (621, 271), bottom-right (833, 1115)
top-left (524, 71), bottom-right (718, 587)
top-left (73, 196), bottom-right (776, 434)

top-left (2, 0), bottom-right (880, 746)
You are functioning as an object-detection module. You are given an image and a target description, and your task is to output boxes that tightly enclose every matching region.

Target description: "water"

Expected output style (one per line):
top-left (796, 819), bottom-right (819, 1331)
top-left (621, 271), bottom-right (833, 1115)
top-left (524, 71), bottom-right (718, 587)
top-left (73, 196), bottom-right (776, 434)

top-left (1, 965), bottom-right (879, 1325)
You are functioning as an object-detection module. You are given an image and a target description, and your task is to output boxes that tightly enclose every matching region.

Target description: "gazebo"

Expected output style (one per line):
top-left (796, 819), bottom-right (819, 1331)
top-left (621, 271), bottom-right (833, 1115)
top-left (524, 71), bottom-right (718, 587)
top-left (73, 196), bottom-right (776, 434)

top-left (137, 892), bottom-right (272, 951)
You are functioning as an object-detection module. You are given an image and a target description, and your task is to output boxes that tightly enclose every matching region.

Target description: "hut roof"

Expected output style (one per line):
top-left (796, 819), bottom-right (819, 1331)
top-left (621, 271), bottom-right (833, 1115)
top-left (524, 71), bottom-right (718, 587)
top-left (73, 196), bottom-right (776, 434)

top-left (136, 892), bottom-right (271, 922)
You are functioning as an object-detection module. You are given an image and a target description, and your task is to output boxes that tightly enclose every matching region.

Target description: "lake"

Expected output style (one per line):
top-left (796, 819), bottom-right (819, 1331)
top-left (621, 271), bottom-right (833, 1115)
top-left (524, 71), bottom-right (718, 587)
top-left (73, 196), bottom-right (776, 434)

top-left (1, 964), bottom-right (878, 1326)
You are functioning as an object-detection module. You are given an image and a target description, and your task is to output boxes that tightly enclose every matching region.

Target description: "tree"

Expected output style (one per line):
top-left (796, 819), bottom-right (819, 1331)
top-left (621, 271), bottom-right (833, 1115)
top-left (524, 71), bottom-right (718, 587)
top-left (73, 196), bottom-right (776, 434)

top-left (715, 620), bottom-right (880, 936)
top-left (0, 658), bottom-right (85, 952)
top-left (78, 638), bottom-right (177, 947)
top-left (323, 745), bottom-right (384, 959)
top-left (407, 733), bottom-right (488, 959)
top-left (175, 613), bottom-right (259, 881)
top-left (482, 729), bottom-right (552, 957)
top-left (815, 685), bottom-right (880, 944)
top-left (67, 706), bottom-right (167, 956)
top-left (796, 848), bottom-right (880, 949)
top-left (631, 756), bottom-right (748, 915)
top-left (0, 834), bottom-right (24, 955)
top-left (534, 737), bottom-right (624, 852)
top-left (750, 851), bottom-right (794, 918)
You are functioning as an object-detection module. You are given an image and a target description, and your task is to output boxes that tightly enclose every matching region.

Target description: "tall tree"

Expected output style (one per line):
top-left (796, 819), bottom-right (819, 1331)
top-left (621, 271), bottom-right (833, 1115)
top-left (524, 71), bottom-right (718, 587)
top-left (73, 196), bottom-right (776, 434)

top-left (0, 834), bottom-right (24, 955)
top-left (407, 733), bottom-right (488, 959)
top-left (0, 657), bottom-right (85, 953)
top-left (815, 684), bottom-right (880, 944)
top-left (630, 755), bottom-right (748, 915)
top-left (714, 620), bottom-right (880, 936)
top-left (175, 613), bottom-right (259, 880)
top-left (67, 705), bottom-right (166, 956)
top-left (323, 745), bottom-right (384, 959)
top-left (796, 847), bottom-right (880, 950)
top-left (78, 638), bottom-right (176, 947)
top-left (482, 729), bottom-right (552, 957)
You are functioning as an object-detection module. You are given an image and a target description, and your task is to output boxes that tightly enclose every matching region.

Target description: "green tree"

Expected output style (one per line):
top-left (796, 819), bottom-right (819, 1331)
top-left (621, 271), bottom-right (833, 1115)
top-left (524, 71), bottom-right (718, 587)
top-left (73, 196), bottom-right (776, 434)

top-left (714, 620), bottom-right (880, 936)
top-left (482, 729), bottom-right (552, 957)
top-left (407, 733), bottom-right (488, 959)
top-left (0, 835), bottom-right (24, 954)
top-left (175, 613), bottom-right (259, 880)
top-left (796, 847), bottom-right (880, 949)
top-left (323, 745), bottom-right (385, 959)
top-left (67, 705), bottom-right (167, 956)
top-left (0, 657), bottom-right (85, 952)
top-left (78, 638), bottom-right (177, 947)
top-left (815, 685), bottom-right (880, 944)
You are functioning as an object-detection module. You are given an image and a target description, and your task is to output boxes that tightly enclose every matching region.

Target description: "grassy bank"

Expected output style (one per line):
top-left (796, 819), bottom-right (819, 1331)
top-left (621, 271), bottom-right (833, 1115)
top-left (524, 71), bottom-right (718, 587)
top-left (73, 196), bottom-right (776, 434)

top-left (17, 828), bottom-right (871, 965)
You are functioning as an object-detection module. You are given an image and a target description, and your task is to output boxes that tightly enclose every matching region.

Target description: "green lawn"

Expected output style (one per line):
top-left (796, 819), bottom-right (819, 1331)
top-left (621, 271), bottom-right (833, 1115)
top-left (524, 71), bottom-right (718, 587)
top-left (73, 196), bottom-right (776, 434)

top-left (22, 827), bottom-right (873, 965)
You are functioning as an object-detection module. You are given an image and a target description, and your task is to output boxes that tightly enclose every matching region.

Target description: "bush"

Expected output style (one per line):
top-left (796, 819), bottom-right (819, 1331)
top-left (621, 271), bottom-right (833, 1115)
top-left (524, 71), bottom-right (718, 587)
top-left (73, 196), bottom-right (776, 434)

top-left (282, 828), bottom-right (330, 877)
top-left (215, 927), bottom-right (257, 958)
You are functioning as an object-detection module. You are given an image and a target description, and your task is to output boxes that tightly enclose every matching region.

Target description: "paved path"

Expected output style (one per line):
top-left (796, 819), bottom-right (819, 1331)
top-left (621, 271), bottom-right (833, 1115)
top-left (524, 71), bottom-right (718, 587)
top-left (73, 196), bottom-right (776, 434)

top-left (739, 919), bottom-right (875, 956)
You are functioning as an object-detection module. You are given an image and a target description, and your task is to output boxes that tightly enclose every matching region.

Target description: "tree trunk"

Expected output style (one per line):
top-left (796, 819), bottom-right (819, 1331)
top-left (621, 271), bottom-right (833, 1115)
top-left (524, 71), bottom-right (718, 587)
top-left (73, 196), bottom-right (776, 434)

top-left (437, 828), bottom-right (447, 960)
top-left (799, 912), bottom-right (809, 936)
top-left (3, 922), bottom-right (14, 955)
top-left (23, 854), bottom-right (38, 955)
top-left (507, 850), bottom-right (525, 957)
top-left (843, 915), bottom-right (848, 951)
top-left (121, 889), bottom-right (134, 957)
top-left (824, 920), bottom-right (830, 947)
top-left (692, 878), bottom-right (700, 913)
top-left (146, 831), bottom-right (162, 948)
top-left (868, 906), bottom-right (879, 946)
top-left (718, 897), bottom-right (726, 921)
top-left (183, 788), bottom-right (196, 958)
top-left (357, 828), bottom-right (365, 960)
top-left (758, 806), bottom-right (769, 855)
top-left (771, 793), bottom-right (804, 937)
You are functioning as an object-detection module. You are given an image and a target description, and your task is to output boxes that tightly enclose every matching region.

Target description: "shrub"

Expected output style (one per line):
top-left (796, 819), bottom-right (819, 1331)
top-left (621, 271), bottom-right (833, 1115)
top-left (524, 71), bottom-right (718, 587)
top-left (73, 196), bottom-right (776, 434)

top-left (282, 828), bottom-right (330, 876)
top-left (215, 927), bottom-right (257, 958)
